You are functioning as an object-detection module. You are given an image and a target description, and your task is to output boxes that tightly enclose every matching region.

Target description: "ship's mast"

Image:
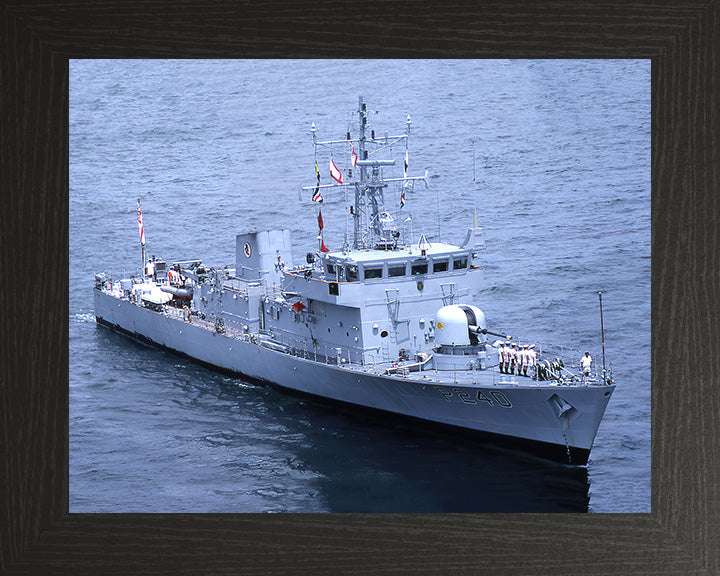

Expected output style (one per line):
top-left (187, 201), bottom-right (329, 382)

top-left (353, 97), bottom-right (366, 248)
top-left (304, 97), bottom-right (426, 252)
top-left (353, 96), bottom-right (395, 250)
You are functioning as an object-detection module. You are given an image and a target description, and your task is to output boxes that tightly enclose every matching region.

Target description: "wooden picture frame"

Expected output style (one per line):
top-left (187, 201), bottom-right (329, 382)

top-left (1, 1), bottom-right (717, 573)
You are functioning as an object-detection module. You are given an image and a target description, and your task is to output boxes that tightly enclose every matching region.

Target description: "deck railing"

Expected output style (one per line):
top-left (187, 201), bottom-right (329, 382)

top-left (106, 287), bottom-right (611, 386)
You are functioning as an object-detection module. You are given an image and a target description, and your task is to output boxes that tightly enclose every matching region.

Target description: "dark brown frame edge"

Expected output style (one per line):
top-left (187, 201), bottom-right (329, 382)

top-left (1, 1), bottom-right (718, 574)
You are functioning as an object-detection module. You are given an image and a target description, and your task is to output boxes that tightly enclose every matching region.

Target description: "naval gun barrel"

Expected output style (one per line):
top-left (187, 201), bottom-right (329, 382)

top-left (469, 326), bottom-right (511, 339)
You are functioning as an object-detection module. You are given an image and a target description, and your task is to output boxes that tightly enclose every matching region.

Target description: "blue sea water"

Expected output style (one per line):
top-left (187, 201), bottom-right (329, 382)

top-left (70, 59), bottom-right (650, 513)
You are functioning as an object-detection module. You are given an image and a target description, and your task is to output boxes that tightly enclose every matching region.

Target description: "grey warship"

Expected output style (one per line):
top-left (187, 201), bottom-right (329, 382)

top-left (94, 97), bottom-right (615, 465)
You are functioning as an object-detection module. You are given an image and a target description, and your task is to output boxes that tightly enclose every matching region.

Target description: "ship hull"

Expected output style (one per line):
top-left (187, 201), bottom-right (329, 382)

top-left (94, 290), bottom-right (613, 465)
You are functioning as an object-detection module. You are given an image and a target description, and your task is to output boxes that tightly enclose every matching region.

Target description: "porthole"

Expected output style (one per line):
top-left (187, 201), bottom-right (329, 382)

top-left (380, 330), bottom-right (388, 338)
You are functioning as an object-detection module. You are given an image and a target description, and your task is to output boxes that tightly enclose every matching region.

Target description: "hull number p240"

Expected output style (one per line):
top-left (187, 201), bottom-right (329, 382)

top-left (435, 387), bottom-right (512, 408)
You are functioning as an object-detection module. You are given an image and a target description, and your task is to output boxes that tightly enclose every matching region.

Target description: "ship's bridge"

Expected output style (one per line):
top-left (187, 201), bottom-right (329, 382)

top-left (282, 225), bottom-right (483, 303)
top-left (321, 242), bottom-right (475, 283)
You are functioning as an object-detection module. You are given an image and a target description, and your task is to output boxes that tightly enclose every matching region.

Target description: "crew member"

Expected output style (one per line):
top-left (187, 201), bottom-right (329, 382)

top-left (520, 345), bottom-right (529, 376)
top-left (509, 343), bottom-right (517, 375)
top-left (503, 341), bottom-right (511, 373)
top-left (580, 351), bottom-right (592, 377)
top-left (516, 344), bottom-right (524, 375)
top-left (497, 342), bottom-right (505, 373)
top-left (528, 344), bottom-right (537, 377)
top-left (145, 257), bottom-right (155, 281)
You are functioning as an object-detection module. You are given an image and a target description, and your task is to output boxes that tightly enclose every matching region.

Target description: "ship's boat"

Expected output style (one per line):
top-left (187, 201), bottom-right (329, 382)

top-left (94, 97), bottom-right (615, 464)
top-left (160, 285), bottom-right (193, 299)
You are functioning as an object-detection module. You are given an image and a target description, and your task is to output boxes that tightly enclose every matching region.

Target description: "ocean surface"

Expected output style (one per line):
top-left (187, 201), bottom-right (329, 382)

top-left (70, 59), bottom-right (650, 513)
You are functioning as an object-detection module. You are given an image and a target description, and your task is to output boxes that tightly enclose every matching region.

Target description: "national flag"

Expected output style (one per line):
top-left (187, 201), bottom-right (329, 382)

top-left (137, 199), bottom-right (145, 246)
top-left (292, 301), bottom-right (306, 312)
top-left (401, 148), bottom-right (409, 209)
top-left (318, 210), bottom-right (330, 252)
top-left (329, 158), bottom-right (343, 184)
top-left (350, 143), bottom-right (358, 167)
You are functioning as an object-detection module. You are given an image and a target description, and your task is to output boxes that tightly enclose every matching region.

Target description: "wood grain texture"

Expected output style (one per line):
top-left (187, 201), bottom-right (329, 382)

top-left (1, 1), bottom-right (718, 574)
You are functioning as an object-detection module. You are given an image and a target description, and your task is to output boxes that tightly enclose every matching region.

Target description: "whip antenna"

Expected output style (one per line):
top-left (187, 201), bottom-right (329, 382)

top-left (472, 139), bottom-right (478, 228)
top-left (599, 291), bottom-right (606, 382)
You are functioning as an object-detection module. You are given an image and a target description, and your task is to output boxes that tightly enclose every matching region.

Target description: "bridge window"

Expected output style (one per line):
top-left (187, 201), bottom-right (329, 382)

top-left (388, 265), bottom-right (406, 277)
top-left (347, 265), bottom-right (358, 281)
top-left (453, 256), bottom-right (468, 270)
top-left (411, 262), bottom-right (428, 275)
top-left (364, 267), bottom-right (382, 280)
top-left (326, 263), bottom-right (335, 275)
top-left (433, 260), bottom-right (449, 273)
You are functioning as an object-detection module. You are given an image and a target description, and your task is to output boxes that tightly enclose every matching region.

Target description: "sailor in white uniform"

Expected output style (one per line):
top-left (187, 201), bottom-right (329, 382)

top-left (497, 343), bottom-right (505, 373)
top-left (580, 352), bottom-right (592, 377)
top-left (145, 257), bottom-right (155, 281)
top-left (500, 341), bottom-right (508, 373)
top-left (519, 345), bottom-right (528, 376)
top-left (516, 344), bottom-right (523, 375)
top-left (528, 344), bottom-right (537, 377)
top-left (509, 343), bottom-right (518, 374)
